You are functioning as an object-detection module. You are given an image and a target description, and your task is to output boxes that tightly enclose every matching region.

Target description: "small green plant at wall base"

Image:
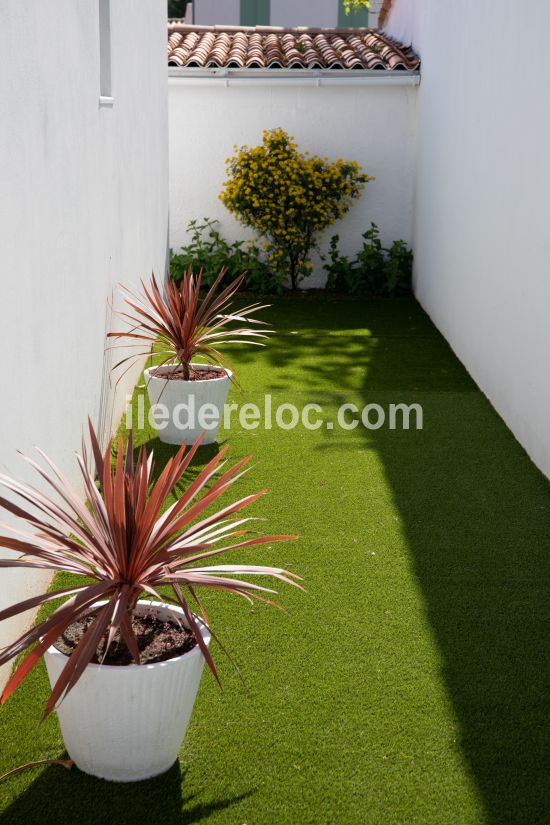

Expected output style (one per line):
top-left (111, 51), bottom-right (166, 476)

top-left (170, 218), bottom-right (285, 294)
top-left (220, 128), bottom-right (371, 290)
top-left (324, 223), bottom-right (413, 297)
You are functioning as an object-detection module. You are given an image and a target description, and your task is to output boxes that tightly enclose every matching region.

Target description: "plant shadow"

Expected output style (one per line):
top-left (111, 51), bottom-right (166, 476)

top-left (232, 293), bottom-right (471, 397)
top-left (138, 437), bottom-right (224, 486)
top-left (115, 428), bottom-right (227, 497)
top-left (0, 759), bottom-right (253, 825)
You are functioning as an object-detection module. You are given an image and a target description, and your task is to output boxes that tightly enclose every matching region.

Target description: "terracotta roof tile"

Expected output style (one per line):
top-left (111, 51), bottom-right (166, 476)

top-left (167, 24), bottom-right (419, 72)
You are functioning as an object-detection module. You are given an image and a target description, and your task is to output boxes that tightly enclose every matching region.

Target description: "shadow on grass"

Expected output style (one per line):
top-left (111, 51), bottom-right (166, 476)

top-left (113, 431), bottom-right (226, 493)
top-left (232, 293), bottom-right (463, 394)
top-left (137, 438), bottom-right (224, 487)
top-left (357, 301), bottom-right (550, 824)
top-left (60, 293), bottom-right (550, 823)
top-left (252, 294), bottom-right (550, 823)
top-left (0, 759), bottom-right (253, 825)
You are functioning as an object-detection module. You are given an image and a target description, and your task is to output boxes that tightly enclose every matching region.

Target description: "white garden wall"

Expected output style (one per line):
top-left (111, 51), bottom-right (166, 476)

top-left (0, 0), bottom-right (168, 686)
top-left (385, 0), bottom-right (550, 478)
top-left (168, 75), bottom-right (418, 286)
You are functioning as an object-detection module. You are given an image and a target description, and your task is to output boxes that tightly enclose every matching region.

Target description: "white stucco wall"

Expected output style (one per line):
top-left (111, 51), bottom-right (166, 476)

top-left (384, 0), bottom-right (550, 478)
top-left (0, 0), bottom-right (168, 686)
top-left (169, 77), bottom-right (417, 286)
top-left (381, 0), bottom-right (413, 44)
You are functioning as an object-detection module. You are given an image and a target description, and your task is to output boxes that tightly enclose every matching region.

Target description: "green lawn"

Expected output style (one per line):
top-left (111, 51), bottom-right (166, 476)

top-left (1, 294), bottom-right (550, 824)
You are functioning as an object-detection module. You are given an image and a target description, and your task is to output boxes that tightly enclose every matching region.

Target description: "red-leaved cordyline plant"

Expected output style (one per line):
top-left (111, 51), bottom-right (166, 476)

top-left (0, 421), bottom-right (300, 719)
top-left (108, 268), bottom-right (272, 382)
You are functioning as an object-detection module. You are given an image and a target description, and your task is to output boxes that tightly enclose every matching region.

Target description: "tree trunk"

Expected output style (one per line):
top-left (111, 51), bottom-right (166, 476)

top-left (289, 255), bottom-right (298, 290)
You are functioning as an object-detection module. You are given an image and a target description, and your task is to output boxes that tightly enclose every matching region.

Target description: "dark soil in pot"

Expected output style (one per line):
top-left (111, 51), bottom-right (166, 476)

top-left (150, 365), bottom-right (227, 381)
top-left (54, 610), bottom-right (197, 665)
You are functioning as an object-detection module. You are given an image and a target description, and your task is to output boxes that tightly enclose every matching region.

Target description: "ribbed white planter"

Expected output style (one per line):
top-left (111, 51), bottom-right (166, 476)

top-left (144, 363), bottom-right (231, 445)
top-left (44, 601), bottom-right (211, 782)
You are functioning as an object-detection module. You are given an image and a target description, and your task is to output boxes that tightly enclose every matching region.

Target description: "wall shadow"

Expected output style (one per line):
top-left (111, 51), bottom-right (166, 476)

top-left (358, 299), bottom-right (550, 824)
top-left (246, 293), bottom-right (550, 822)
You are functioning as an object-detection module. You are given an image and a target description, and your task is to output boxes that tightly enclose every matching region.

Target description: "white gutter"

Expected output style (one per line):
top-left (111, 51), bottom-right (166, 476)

top-left (168, 67), bottom-right (420, 87)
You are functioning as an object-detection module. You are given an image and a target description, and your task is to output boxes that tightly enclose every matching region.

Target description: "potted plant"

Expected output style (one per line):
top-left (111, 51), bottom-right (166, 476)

top-left (0, 422), bottom-right (299, 782)
top-left (109, 268), bottom-right (271, 445)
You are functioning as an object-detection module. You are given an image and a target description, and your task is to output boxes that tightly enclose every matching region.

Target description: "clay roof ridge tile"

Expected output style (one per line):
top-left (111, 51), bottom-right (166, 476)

top-left (167, 23), bottom-right (419, 72)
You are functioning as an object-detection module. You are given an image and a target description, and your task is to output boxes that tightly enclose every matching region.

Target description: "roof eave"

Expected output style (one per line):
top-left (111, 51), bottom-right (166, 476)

top-left (168, 67), bottom-right (420, 85)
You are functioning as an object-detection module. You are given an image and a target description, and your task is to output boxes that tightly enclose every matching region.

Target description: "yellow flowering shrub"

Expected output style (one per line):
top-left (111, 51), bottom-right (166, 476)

top-left (220, 129), bottom-right (371, 289)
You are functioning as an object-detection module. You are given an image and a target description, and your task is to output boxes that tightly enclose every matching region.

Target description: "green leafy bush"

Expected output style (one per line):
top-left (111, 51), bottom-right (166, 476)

top-left (324, 224), bottom-right (413, 297)
top-left (170, 218), bottom-right (286, 294)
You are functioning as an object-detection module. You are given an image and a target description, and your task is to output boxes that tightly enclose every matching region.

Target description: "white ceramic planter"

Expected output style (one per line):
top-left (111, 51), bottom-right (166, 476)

top-left (144, 363), bottom-right (232, 445)
top-left (44, 600), bottom-right (211, 782)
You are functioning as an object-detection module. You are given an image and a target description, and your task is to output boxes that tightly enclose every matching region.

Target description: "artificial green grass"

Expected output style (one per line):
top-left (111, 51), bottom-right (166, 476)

top-left (1, 294), bottom-right (550, 824)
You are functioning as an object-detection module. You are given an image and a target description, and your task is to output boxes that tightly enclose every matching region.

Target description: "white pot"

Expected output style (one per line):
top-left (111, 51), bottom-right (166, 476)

top-left (144, 363), bottom-right (232, 445)
top-left (44, 600), bottom-right (211, 782)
